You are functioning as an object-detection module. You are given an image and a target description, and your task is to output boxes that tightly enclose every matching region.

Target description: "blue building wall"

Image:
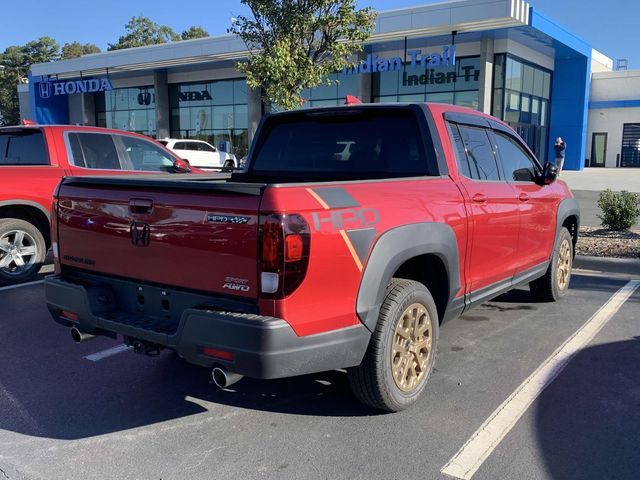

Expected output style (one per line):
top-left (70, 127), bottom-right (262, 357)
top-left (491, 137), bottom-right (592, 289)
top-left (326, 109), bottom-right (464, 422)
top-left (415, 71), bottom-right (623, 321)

top-left (547, 56), bottom-right (591, 170)
top-left (28, 74), bottom-right (70, 125)
top-left (529, 9), bottom-right (592, 171)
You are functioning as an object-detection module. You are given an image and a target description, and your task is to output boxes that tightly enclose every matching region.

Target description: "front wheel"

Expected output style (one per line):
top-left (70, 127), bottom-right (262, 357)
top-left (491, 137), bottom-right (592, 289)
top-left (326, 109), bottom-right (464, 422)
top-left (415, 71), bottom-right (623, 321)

top-left (0, 219), bottom-right (46, 285)
top-left (348, 279), bottom-right (439, 412)
top-left (530, 227), bottom-right (573, 302)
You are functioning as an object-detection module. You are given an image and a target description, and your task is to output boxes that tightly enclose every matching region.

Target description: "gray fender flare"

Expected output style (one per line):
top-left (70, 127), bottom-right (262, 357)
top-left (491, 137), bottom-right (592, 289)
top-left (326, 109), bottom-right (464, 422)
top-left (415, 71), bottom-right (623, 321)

top-left (555, 197), bottom-right (580, 251)
top-left (356, 222), bottom-right (461, 332)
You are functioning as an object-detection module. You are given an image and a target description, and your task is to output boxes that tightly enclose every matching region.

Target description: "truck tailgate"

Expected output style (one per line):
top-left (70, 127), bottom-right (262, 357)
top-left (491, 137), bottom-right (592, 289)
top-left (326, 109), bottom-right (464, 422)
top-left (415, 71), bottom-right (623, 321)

top-left (56, 175), bottom-right (264, 299)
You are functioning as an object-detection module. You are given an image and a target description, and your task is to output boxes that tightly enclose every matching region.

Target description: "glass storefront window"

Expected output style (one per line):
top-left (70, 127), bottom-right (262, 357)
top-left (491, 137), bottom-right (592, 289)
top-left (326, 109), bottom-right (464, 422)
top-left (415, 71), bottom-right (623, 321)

top-left (372, 56), bottom-right (480, 108)
top-left (96, 86), bottom-right (156, 135)
top-left (492, 54), bottom-right (552, 161)
top-left (169, 78), bottom-right (249, 158)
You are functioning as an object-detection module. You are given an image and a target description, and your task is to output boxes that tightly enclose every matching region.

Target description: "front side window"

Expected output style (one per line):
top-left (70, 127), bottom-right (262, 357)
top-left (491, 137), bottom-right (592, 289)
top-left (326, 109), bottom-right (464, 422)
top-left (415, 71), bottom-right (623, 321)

top-left (493, 131), bottom-right (539, 182)
top-left (117, 135), bottom-right (176, 172)
top-left (0, 131), bottom-right (49, 166)
top-left (457, 125), bottom-right (501, 181)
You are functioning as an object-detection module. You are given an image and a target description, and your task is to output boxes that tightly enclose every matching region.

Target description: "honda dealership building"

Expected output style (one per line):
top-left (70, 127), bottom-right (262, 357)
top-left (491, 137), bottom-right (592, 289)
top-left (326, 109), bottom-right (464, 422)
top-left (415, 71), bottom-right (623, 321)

top-left (20, 0), bottom-right (637, 169)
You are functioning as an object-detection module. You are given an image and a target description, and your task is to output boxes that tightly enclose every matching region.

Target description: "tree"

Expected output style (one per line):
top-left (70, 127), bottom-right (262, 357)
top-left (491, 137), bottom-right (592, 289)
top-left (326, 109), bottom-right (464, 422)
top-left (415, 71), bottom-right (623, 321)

top-left (108, 16), bottom-right (180, 50)
top-left (61, 42), bottom-right (101, 59)
top-left (0, 37), bottom-right (60, 125)
top-left (229, 0), bottom-right (376, 110)
top-left (181, 26), bottom-right (209, 40)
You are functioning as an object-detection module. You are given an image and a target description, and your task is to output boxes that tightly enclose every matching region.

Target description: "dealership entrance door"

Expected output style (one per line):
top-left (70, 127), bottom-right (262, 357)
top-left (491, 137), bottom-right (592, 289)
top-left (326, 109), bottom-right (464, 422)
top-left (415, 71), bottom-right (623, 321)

top-left (510, 124), bottom-right (547, 162)
top-left (590, 132), bottom-right (607, 167)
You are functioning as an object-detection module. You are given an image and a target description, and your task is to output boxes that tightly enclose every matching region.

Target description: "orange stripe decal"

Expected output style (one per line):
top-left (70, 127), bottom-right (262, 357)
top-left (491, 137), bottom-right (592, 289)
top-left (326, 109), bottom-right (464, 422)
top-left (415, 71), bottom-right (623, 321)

top-left (306, 188), bottom-right (330, 210)
top-left (339, 229), bottom-right (363, 272)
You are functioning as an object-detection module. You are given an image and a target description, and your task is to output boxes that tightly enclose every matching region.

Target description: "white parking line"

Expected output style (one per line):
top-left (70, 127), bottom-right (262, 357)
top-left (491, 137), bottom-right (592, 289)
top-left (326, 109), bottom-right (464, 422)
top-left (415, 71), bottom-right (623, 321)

top-left (441, 279), bottom-right (640, 480)
top-left (84, 344), bottom-right (132, 362)
top-left (0, 280), bottom-right (44, 292)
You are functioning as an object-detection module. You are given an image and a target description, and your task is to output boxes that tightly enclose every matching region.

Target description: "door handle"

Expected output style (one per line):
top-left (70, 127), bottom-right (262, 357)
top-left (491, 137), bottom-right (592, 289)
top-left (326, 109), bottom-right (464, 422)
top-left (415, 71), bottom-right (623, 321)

top-left (129, 198), bottom-right (154, 214)
top-left (472, 193), bottom-right (487, 203)
top-left (519, 192), bottom-right (530, 202)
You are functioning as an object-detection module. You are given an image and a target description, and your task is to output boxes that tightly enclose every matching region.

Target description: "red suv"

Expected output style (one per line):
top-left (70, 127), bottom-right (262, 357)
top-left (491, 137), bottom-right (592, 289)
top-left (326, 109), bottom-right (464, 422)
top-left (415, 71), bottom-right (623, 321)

top-left (0, 124), bottom-right (191, 285)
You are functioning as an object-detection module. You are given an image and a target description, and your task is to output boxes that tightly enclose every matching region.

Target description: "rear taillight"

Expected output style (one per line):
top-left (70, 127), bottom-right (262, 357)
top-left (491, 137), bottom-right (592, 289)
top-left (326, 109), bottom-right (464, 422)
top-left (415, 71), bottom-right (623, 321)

top-left (258, 213), bottom-right (310, 298)
top-left (51, 196), bottom-right (60, 275)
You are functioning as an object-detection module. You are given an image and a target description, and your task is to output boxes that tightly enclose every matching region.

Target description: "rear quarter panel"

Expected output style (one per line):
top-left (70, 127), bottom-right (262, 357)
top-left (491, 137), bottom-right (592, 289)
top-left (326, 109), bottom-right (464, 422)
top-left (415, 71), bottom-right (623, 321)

top-left (259, 177), bottom-right (467, 336)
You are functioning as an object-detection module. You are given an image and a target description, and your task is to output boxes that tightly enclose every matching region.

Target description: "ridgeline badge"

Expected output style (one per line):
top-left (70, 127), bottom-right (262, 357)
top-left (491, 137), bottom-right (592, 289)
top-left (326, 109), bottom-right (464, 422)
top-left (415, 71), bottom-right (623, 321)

top-left (38, 78), bottom-right (113, 98)
top-left (343, 45), bottom-right (456, 75)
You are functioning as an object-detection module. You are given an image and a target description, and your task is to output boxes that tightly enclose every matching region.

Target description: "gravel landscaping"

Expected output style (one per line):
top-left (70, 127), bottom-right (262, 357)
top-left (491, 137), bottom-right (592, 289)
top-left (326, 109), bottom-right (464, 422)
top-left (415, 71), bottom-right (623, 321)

top-left (576, 227), bottom-right (640, 259)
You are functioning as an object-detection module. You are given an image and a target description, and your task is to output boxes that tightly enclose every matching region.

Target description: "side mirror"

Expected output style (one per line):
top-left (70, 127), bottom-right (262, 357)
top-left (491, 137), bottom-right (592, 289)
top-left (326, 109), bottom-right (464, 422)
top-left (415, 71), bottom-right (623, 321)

top-left (538, 162), bottom-right (558, 185)
top-left (173, 158), bottom-right (191, 173)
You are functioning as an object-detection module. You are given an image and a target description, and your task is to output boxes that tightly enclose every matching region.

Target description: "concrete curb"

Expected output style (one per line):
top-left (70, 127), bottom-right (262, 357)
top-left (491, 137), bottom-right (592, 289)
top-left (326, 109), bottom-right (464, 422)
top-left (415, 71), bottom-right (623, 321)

top-left (574, 255), bottom-right (640, 276)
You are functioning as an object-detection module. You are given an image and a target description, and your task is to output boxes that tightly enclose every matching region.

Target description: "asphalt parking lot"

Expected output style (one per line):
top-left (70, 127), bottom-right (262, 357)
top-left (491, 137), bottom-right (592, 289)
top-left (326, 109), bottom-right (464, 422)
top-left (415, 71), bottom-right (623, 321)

top-left (0, 268), bottom-right (638, 480)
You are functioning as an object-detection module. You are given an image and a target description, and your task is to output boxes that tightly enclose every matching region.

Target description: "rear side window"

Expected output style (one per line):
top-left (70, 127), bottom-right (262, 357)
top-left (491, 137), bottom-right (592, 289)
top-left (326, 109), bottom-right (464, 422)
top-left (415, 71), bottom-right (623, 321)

top-left (195, 142), bottom-right (215, 152)
top-left (0, 131), bottom-right (49, 166)
top-left (173, 142), bottom-right (187, 150)
top-left (493, 131), bottom-right (539, 182)
top-left (67, 133), bottom-right (122, 170)
top-left (457, 125), bottom-right (501, 181)
top-left (447, 123), bottom-right (472, 178)
top-left (251, 109), bottom-right (436, 179)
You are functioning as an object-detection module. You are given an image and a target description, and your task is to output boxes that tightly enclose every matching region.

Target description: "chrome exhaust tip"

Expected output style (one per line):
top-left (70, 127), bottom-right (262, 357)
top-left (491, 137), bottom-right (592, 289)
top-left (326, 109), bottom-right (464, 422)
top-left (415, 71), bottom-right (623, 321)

top-left (71, 327), bottom-right (95, 343)
top-left (212, 366), bottom-right (243, 388)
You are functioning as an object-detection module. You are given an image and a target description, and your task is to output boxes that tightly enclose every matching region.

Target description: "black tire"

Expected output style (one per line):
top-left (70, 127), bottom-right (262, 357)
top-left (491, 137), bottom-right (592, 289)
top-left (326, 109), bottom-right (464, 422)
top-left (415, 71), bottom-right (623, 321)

top-left (0, 218), bottom-right (46, 285)
top-left (222, 159), bottom-right (235, 172)
top-left (529, 227), bottom-right (573, 302)
top-left (348, 279), bottom-right (439, 412)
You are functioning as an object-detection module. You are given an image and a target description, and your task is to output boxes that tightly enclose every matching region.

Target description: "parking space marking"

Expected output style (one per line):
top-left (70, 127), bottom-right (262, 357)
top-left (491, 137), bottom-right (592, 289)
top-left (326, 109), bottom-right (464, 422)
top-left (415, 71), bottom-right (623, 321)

top-left (84, 344), bottom-right (132, 362)
top-left (0, 280), bottom-right (44, 292)
top-left (441, 279), bottom-right (640, 480)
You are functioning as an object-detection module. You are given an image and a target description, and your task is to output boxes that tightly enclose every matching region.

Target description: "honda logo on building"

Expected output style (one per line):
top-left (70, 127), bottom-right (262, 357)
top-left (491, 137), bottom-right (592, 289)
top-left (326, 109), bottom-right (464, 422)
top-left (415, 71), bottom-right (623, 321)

top-left (130, 221), bottom-right (151, 247)
top-left (37, 78), bottom-right (113, 99)
top-left (38, 82), bottom-right (52, 99)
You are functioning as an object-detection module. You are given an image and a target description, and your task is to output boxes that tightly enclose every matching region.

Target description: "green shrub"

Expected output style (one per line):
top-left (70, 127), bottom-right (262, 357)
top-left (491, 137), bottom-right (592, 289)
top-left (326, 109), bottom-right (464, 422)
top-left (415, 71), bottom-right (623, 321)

top-left (597, 189), bottom-right (640, 231)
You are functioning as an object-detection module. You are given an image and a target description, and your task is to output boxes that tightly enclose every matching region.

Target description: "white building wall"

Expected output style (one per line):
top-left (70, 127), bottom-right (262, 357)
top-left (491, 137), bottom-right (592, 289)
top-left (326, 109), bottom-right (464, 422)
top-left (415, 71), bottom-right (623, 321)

top-left (587, 107), bottom-right (640, 167)
top-left (586, 69), bottom-right (640, 167)
top-left (590, 70), bottom-right (640, 102)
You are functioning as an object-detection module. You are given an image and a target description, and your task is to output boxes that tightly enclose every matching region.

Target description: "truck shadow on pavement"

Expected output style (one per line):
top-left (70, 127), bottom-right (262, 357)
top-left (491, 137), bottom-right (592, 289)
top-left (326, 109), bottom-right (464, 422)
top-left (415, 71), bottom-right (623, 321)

top-left (0, 345), bottom-right (378, 441)
top-left (536, 337), bottom-right (640, 480)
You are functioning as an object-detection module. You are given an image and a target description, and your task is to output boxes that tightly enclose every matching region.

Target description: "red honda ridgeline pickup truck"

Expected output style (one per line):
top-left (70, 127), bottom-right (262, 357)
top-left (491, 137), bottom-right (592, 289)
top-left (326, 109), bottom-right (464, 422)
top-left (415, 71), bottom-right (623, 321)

top-left (45, 103), bottom-right (579, 411)
top-left (0, 124), bottom-right (192, 285)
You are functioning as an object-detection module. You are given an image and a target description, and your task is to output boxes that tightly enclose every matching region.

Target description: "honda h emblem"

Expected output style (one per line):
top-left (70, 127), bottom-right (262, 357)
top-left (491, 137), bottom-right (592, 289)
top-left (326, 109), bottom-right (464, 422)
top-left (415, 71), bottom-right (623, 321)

top-left (130, 221), bottom-right (151, 247)
top-left (38, 81), bottom-right (52, 99)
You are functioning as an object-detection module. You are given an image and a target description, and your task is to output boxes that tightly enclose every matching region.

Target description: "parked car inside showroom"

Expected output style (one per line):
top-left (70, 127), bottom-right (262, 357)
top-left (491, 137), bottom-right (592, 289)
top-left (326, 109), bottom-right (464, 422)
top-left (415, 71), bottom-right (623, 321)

top-left (0, 122), bottom-right (195, 286)
top-left (159, 138), bottom-right (237, 171)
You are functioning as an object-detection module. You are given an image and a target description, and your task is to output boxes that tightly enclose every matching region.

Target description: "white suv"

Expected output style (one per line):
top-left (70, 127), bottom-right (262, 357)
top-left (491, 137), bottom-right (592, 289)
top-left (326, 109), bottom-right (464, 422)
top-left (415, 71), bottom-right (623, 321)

top-left (159, 139), bottom-right (236, 170)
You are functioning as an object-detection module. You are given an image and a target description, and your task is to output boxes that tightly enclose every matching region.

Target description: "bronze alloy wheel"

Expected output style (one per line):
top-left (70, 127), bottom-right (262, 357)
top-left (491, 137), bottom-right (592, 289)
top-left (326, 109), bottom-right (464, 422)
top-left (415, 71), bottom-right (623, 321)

top-left (556, 238), bottom-right (572, 290)
top-left (391, 302), bottom-right (433, 393)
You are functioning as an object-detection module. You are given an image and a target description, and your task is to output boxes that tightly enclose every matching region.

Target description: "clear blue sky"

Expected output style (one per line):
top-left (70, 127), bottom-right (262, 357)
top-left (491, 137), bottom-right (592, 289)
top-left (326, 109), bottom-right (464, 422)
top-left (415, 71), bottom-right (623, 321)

top-left (1, 0), bottom-right (637, 68)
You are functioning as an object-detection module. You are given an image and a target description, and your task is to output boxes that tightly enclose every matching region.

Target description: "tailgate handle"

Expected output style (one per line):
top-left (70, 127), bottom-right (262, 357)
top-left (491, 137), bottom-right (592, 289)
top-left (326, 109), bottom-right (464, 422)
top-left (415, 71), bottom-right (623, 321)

top-left (129, 198), bottom-right (154, 214)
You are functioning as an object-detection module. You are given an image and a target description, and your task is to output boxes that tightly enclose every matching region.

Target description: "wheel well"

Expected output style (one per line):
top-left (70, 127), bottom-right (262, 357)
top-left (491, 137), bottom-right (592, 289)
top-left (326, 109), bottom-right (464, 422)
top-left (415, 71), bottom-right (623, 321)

top-left (393, 254), bottom-right (449, 323)
top-left (562, 215), bottom-right (579, 253)
top-left (0, 205), bottom-right (51, 248)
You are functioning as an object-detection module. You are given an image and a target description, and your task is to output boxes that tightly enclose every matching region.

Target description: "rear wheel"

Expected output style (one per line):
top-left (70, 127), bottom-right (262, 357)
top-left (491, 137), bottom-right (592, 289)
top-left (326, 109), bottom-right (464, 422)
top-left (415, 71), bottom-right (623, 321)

top-left (222, 159), bottom-right (235, 172)
top-left (530, 227), bottom-right (573, 302)
top-left (0, 219), bottom-right (46, 285)
top-left (348, 279), bottom-right (439, 412)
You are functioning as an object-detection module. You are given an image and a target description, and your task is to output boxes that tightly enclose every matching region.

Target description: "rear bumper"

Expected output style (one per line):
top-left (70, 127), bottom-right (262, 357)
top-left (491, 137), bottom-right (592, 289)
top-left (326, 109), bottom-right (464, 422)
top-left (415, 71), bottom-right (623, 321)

top-left (45, 275), bottom-right (370, 379)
